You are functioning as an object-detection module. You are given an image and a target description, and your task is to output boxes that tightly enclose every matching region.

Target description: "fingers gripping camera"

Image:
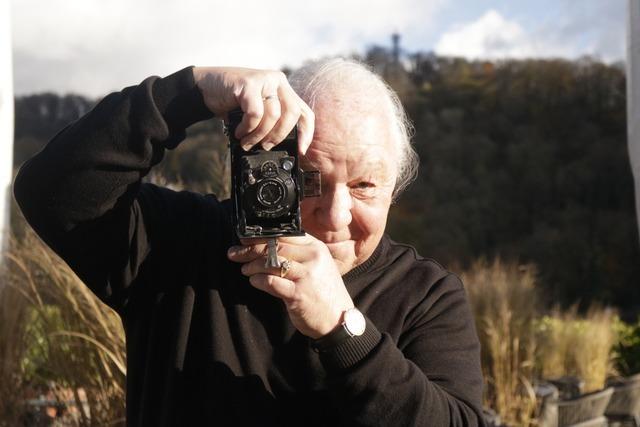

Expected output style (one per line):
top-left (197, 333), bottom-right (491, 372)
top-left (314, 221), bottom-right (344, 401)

top-left (225, 109), bottom-right (321, 239)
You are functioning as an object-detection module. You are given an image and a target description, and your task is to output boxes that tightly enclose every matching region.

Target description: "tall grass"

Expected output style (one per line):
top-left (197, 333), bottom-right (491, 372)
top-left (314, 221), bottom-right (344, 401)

top-left (463, 258), bottom-right (622, 426)
top-left (0, 230), bottom-right (126, 426)
top-left (462, 259), bottom-right (539, 427)
top-left (0, 254), bottom-right (32, 424)
top-left (536, 307), bottom-right (617, 393)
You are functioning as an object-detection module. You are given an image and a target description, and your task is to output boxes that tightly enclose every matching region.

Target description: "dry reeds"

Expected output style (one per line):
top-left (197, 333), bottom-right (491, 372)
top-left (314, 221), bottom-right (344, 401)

top-left (536, 307), bottom-right (617, 393)
top-left (0, 229), bottom-right (126, 426)
top-left (0, 254), bottom-right (32, 425)
top-left (462, 259), bottom-right (539, 427)
top-left (463, 257), bottom-right (620, 426)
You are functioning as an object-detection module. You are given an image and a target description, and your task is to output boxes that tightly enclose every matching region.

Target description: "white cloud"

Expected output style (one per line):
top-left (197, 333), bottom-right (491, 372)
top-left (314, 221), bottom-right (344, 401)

top-left (434, 7), bottom-right (624, 62)
top-left (434, 10), bottom-right (574, 60)
top-left (11, 0), bottom-right (446, 96)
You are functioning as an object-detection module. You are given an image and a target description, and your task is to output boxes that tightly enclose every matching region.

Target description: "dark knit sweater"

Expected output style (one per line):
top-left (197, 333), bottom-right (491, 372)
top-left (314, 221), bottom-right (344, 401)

top-left (13, 66), bottom-right (485, 427)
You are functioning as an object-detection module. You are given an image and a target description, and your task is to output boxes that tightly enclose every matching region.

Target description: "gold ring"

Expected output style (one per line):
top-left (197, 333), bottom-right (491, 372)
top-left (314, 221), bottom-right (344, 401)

top-left (263, 94), bottom-right (279, 101)
top-left (280, 259), bottom-right (291, 278)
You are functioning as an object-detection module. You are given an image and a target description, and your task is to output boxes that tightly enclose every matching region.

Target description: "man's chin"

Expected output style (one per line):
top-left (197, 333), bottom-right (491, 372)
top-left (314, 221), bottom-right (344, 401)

top-left (324, 241), bottom-right (358, 274)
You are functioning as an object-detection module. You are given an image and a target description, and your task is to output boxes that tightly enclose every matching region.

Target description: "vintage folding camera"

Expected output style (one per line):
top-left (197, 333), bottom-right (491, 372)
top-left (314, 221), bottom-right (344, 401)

top-left (225, 109), bottom-right (321, 239)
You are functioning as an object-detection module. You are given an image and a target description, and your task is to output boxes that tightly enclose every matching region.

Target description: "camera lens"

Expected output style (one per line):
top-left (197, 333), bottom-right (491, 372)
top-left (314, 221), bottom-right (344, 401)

top-left (257, 179), bottom-right (285, 207)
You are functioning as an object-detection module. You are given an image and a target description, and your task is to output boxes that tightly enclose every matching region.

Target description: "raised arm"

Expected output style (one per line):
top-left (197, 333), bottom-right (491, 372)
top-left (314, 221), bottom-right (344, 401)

top-left (13, 66), bottom-right (313, 313)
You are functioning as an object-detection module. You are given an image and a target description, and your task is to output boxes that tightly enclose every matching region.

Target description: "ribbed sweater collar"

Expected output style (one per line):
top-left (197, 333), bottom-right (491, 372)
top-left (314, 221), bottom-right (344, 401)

top-left (342, 234), bottom-right (389, 284)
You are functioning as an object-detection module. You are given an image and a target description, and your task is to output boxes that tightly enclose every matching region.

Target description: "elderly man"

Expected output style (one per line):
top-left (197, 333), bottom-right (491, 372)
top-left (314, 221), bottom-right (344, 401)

top-left (13, 59), bottom-right (485, 426)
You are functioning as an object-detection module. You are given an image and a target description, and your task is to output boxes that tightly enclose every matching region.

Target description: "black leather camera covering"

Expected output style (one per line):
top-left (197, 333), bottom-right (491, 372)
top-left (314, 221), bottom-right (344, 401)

top-left (225, 109), bottom-right (307, 239)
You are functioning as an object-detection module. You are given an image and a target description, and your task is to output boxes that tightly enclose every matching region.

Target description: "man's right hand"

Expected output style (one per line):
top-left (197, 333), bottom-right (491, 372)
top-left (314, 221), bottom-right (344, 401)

top-left (192, 67), bottom-right (314, 154)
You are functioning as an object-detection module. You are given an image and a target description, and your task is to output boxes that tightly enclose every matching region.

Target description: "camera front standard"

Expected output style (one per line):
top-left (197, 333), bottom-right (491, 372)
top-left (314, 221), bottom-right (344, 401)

top-left (225, 109), bottom-right (321, 239)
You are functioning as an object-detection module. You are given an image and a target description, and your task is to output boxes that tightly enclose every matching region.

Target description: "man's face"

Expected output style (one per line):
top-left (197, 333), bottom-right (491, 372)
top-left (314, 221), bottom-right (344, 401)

top-left (300, 101), bottom-right (398, 275)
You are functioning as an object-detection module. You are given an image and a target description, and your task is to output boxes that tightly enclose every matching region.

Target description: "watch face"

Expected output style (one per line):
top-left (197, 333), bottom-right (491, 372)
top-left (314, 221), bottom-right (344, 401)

top-left (343, 308), bottom-right (366, 336)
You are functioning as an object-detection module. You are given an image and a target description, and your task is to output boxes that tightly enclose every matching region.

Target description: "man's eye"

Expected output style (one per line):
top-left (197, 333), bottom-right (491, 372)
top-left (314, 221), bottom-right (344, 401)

top-left (351, 182), bottom-right (377, 198)
top-left (354, 182), bottom-right (374, 189)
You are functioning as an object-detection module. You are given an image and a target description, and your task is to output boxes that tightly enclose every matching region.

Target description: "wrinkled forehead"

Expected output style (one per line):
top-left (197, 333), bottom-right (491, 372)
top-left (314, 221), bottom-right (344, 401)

top-left (300, 104), bottom-right (399, 183)
top-left (300, 143), bottom-right (392, 172)
top-left (312, 89), bottom-right (396, 137)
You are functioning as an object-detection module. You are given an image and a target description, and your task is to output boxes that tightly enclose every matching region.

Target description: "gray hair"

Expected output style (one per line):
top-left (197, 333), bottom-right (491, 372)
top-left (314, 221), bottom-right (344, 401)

top-left (288, 57), bottom-right (419, 202)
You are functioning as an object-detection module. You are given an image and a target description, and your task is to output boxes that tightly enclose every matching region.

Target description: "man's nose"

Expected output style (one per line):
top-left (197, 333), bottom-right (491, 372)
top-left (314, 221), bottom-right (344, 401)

top-left (316, 187), bottom-right (352, 231)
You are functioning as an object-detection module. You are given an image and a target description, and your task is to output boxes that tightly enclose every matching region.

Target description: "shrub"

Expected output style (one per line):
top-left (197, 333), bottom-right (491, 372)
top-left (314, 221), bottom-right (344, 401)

top-left (612, 317), bottom-right (640, 377)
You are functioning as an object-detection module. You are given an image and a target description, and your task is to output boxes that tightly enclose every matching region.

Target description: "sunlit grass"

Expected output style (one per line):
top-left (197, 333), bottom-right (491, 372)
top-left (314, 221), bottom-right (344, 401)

top-left (463, 258), bottom-right (622, 426)
top-left (536, 307), bottom-right (617, 393)
top-left (462, 259), bottom-right (539, 427)
top-left (0, 230), bottom-right (126, 426)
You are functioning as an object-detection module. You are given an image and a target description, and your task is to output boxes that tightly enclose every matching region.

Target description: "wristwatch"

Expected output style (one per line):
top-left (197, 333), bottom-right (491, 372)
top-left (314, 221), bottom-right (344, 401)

top-left (311, 307), bottom-right (367, 352)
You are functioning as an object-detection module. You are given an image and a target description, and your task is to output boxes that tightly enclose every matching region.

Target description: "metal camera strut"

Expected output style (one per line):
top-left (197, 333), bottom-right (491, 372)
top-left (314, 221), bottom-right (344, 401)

top-left (265, 237), bottom-right (281, 268)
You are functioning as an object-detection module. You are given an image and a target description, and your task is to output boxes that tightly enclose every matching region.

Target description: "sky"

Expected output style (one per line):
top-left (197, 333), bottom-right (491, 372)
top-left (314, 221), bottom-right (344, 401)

top-left (9, 0), bottom-right (627, 97)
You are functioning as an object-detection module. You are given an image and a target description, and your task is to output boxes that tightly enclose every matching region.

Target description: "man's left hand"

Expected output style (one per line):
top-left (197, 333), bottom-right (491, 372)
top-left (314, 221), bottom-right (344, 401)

top-left (227, 235), bottom-right (354, 339)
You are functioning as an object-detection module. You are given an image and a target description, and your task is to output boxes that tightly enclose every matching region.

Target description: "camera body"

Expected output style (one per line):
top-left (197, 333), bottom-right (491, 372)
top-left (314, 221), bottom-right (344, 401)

top-left (225, 109), bottom-right (321, 239)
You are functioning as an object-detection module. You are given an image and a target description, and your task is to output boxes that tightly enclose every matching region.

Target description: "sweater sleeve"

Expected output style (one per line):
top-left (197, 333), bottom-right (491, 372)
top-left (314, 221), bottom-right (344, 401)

top-left (320, 274), bottom-right (486, 426)
top-left (12, 66), bottom-right (216, 313)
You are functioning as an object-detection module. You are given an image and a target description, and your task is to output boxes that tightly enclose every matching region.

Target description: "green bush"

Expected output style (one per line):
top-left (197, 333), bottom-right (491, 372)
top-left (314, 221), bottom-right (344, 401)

top-left (613, 317), bottom-right (640, 377)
